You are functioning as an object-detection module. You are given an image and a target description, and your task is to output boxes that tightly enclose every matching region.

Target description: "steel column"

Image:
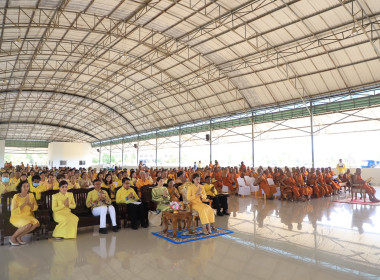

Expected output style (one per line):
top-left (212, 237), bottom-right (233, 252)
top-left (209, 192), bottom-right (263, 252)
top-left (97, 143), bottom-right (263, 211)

top-left (136, 134), bottom-right (139, 168)
top-left (99, 141), bottom-right (101, 165)
top-left (155, 131), bottom-right (158, 168)
top-left (209, 120), bottom-right (212, 164)
top-left (121, 141), bottom-right (124, 167)
top-left (310, 101), bottom-right (315, 168)
top-left (251, 112), bottom-right (255, 168)
top-left (179, 126), bottom-right (181, 168)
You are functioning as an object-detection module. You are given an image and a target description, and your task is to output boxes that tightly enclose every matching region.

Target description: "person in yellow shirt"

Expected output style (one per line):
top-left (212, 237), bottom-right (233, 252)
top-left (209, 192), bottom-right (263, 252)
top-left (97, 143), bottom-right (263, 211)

top-left (29, 175), bottom-right (47, 200)
top-left (204, 176), bottom-right (229, 216)
top-left (52, 180), bottom-right (79, 239)
top-left (116, 178), bottom-right (147, 230)
top-left (46, 173), bottom-right (59, 190)
top-left (0, 171), bottom-right (17, 194)
top-left (336, 159), bottom-right (346, 175)
top-left (9, 180), bottom-right (40, 245)
top-left (78, 172), bottom-right (92, 189)
top-left (129, 171), bottom-right (138, 188)
top-left (187, 173), bottom-right (215, 235)
top-left (86, 179), bottom-right (118, 234)
top-left (101, 174), bottom-right (117, 199)
top-left (68, 175), bottom-right (80, 190)
top-left (9, 171), bottom-right (21, 186)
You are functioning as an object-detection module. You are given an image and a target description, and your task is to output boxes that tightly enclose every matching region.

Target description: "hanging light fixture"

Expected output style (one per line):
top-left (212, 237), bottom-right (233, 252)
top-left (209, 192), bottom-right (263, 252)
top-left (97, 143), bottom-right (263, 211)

top-left (351, 26), bottom-right (358, 35)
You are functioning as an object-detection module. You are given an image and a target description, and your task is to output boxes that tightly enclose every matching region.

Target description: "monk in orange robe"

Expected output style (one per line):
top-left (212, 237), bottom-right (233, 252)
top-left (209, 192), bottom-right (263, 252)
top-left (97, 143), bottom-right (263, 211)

top-left (257, 172), bottom-right (277, 199)
top-left (317, 170), bottom-right (332, 196)
top-left (239, 162), bottom-right (246, 173)
top-left (307, 168), bottom-right (324, 198)
top-left (284, 171), bottom-right (301, 200)
top-left (222, 168), bottom-right (235, 192)
top-left (213, 168), bottom-right (223, 192)
top-left (325, 169), bottom-right (340, 195)
top-left (353, 168), bottom-right (379, 202)
top-left (278, 169), bottom-right (293, 200)
top-left (295, 169), bottom-right (312, 199)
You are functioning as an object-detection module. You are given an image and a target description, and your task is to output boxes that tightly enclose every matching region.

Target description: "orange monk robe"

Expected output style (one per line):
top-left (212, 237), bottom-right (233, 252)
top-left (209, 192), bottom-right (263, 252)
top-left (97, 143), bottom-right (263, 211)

top-left (258, 175), bottom-right (277, 198)
top-left (240, 164), bottom-right (246, 172)
top-left (284, 177), bottom-right (301, 198)
top-left (168, 173), bottom-right (175, 180)
top-left (213, 171), bottom-right (223, 191)
top-left (273, 172), bottom-right (280, 185)
top-left (317, 174), bottom-right (332, 195)
top-left (325, 173), bottom-right (340, 191)
top-left (356, 175), bottom-right (376, 195)
top-left (209, 163), bottom-right (213, 168)
top-left (136, 178), bottom-right (152, 190)
top-left (222, 173), bottom-right (234, 191)
top-left (307, 173), bottom-right (323, 198)
top-left (296, 174), bottom-right (312, 196)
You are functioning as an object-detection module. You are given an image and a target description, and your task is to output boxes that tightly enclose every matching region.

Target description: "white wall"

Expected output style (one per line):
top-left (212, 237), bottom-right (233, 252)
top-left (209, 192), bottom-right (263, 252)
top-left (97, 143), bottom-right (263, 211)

top-left (48, 142), bottom-right (92, 169)
top-left (0, 140), bottom-right (4, 168)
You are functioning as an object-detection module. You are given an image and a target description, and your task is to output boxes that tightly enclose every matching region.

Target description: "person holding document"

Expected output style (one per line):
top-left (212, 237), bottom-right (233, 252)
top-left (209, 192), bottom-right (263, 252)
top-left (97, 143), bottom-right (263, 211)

top-left (116, 178), bottom-right (148, 230)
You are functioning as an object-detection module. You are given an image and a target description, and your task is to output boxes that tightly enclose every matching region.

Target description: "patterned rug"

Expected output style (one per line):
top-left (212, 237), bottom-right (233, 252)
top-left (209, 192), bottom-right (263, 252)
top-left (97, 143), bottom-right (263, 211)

top-left (333, 197), bottom-right (380, 206)
top-left (152, 227), bottom-right (233, 244)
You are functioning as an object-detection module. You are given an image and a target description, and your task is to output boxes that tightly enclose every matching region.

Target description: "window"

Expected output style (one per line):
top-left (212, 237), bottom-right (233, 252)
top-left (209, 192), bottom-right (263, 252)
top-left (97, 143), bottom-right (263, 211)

top-left (79, 160), bottom-right (86, 165)
top-left (60, 160), bottom-right (67, 165)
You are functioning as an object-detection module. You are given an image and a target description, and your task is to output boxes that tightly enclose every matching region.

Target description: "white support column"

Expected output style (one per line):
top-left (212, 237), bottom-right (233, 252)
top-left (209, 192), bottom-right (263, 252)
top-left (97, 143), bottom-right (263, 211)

top-left (0, 140), bottom-right (5, 168)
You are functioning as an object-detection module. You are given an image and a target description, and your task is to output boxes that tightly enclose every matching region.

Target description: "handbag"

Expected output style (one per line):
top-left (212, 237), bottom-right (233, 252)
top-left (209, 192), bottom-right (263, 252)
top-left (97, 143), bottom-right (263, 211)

top-left (148, 210), bottom-right (162, 227)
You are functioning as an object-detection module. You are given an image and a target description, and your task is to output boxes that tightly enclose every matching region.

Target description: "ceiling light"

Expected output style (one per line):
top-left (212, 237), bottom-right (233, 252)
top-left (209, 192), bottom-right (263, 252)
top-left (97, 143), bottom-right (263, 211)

top-left (352, 26), bottom-right (358, 35)
top-left (122, 52), bottom-right (127, 58)
top-left (15, 36), bottom-right (22, 45)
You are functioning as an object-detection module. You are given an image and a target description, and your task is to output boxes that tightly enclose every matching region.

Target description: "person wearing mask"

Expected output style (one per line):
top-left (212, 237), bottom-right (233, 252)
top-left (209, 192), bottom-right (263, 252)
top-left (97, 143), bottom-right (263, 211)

top-left (29, 175), bottom-right (47, 200)
top-left (0, 171), bottom-right (17, 194)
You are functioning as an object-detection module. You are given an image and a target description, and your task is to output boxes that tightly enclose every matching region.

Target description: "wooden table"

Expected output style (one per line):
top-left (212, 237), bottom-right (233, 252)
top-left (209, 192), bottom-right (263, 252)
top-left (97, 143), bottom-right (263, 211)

top-left (162, 210), bottom-right (194, 237)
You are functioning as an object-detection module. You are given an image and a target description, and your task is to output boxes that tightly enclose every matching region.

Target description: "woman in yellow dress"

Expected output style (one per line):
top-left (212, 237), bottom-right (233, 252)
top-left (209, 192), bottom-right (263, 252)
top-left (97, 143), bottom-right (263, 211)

top-left (10, 180), bottom-right (40, 246)
top-left (187, 173), bottom-right (215, 235)
top-left (52, 180), bottom-right (79, 239)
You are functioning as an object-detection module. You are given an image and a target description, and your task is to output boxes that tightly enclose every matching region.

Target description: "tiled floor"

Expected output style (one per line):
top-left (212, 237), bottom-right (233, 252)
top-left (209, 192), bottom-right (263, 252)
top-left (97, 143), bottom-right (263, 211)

top-left (1, 191), bottom-right (379, 280)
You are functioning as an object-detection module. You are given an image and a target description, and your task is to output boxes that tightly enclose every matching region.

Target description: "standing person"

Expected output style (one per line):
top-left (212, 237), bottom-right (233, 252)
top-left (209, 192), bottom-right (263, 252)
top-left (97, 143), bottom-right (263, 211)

top-left (187, 173), bottom-right (215, 235)
top-left (198, 161), bottom-right (202, 169)
top-left (51, 181), bottom-right (79, 239)
top-left (9, 180), bottom-right (40, 245)
top-left (336, 159), bottom-right (346, 175)
top-left (86, 179), bottom-right (118, 234)
top-left (194, 162), bottom-right (198, 171)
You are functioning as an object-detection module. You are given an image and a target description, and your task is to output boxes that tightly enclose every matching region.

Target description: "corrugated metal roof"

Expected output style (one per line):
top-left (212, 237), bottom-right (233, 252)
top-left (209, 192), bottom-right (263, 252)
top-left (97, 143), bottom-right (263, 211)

top-left (0, 0), bottom-right (379, 142)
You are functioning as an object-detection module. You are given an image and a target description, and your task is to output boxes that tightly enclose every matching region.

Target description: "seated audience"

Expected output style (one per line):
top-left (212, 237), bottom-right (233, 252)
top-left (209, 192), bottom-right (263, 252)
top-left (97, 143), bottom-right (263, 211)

top-left (86, 179), bottom-right (118, 234)
top-left (116, 178), bottom-right (147, 229)
top-left (187, 173), bottom-right (215, 235)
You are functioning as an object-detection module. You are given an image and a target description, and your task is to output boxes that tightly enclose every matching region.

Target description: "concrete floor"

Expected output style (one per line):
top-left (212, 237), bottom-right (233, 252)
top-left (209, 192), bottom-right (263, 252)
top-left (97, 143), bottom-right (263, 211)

top-left (1, 190), bottom-right (379, 280)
